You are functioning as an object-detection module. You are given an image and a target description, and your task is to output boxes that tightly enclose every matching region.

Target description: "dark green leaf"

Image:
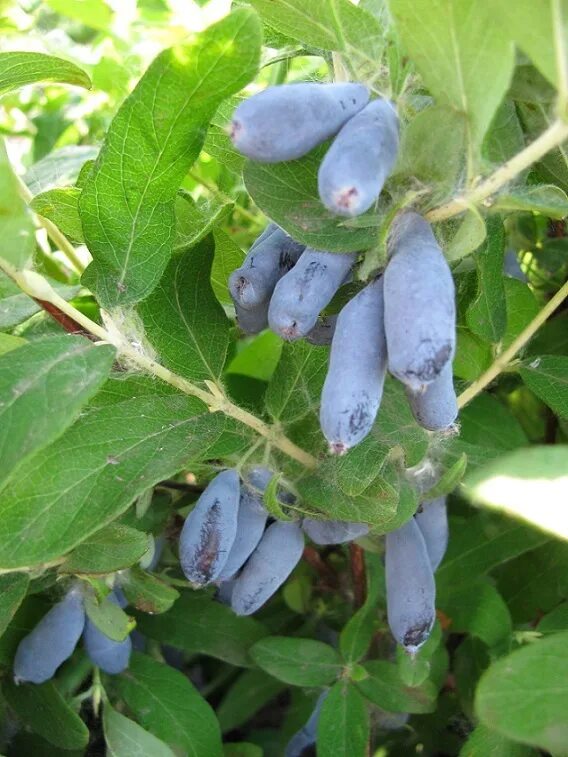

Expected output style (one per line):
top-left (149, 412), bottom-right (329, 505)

top-left (438, 580), bottom-right (512, 649)
top-left (460, 724), bottom-right (537, 757)
top-left (217, 669), bottom-right (286, 733)
top-left (265, 341), bottom-right (328, 424)
top-left (340, 553), bottom-right (381, 663)
top-left (3, 679), bottom-right (89, 750)
top-left (459, 394), bottom-right (529, 451)
top-left (103, 705), bottom-right (175, 757)
top-left (317, 681), bottom-right (369, 757)
top-left (502, 277), bottom-right (539, 350)
top-left (250, 636), bottom-right (342, 686)
top-left (138, 237), bottom-right (230, 384)
top-left (454, 326), bottom-right (492, 381)
top-left (0, 573), bottom-right (29, 639)
top-left (60, 523), bottom-right (149, 575)
top-left (113, 653), bottom-right (222, 756)
top-left (0, 52), bottom-right (90, 96)
top-left (388, 0), bottom-right (514, 161)
top-left (538, 602), bottom-right (568, 635)
top-left (519, 356), bottom-right (568, 418)
top-left (436, 513), bottom-right (547, 592)
top-left (0, 336), bottom-right (115, 491)
top-left (0, 270), bottom-right (79, 331)
top-left (244, 147), bottom-right (377, 252)
top-left (493, 184), bottom-right (568, 218)
top-left (138, 592), bottom-right (267, 667)
top-left (0, 386), bottom-right (237, 569)
top-left (80, 9), bottom-right (261, 308)
top-left (121, 566), bottom-right (179, 614)
top-left (475, 631), bottom-right (568, 753)
top-left (356, 660), bottom-right (437, 713)
top-left (30, 188), bottom-right (84, 242)
top-left (466, 217), bottom-right (507, 343)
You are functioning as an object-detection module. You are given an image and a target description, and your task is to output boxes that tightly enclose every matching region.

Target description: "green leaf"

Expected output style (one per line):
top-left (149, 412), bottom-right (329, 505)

top-left (112, 653), bottom-right (222, 757)
top-left (475, 631), bottom-right (568, 753)
top-left (0, 573), bottom-right (29, 639)
top-left (388, 0), bottom-right (514, 163)
top-left (103, 705), bottom-right (175, 757)
top-left (84, 593), bottom-right (132, 641)
top-left (80, 9), bottom-right (261, 308)
top-left (265, 340), bottom-right (328, 424)
top-left (250, 636), bottom-right (342, 686)
top-left (466, 218), bottom-right (507, 343)
top-left (0, 336), bottom-right (115, 492)
top-left (223, 744), bottom-right (263, 757)
top-left (483, 99), bottom-right (526, 168)
top-left (0, 138), bottom-right (35, 267)
top-left (211, 228), bottom-right (246, 305)
top-left (436, 512), bottom-right (548, 591)
top-left (502, 277), bottom-right (539, 351)
top-left (204, 125), bottom-right (245, 175)
top-left (45, 0), bottom-right (114, 31)
top-left (340, 553), bottom-right (381, 663)
top-left (60, 523), bottom-right (149, 575)
top-left (0, 271), bottom-right (79, 331)
top-left (217, 669), bottom-right (286, 733)
top-left (138, 237), bottom-right (230, 384)
top-left (317, 681), bottom-right (369, 757)
top-left (0, 332), bottom-right (26, 355)
top-left (519, 356), bottom-right (568, 419)
top-left (173, 192), bottom-right (233, 254)
top-left (494, 0), bottom-right (567, 89)
top-left (356, 660), bottom-right (437, 713)
top-left (454, 326), bottom-right (492, 381)
top-left (0, 385), bottom-right (236, 569)
top-left (396, 105), bottom-right (467, 200)
top-left (244, 147), bottom-right (377, 252)
top-left (493, 540), bottom-right (568, 624)
top-left (248, 0), bottom-right (383, 75)
top-left (459, 394), bottom-right (529, 451)
top-left (463, 445), bottom-right (568, 541)
top-left (30, 188), bottom-right (84, 242)
top-left (227, 330), bottom-right (282, 382)
top-left (3, 680), bottom-right (89, 750)
top-left (460, 724), bottom-right (537, 757)
top-left (296, 455), bottom-right (399, 527)
top-left (24, 146), bottom-right (98, 195)
top-left (492, 184), bottom-right (568, 219)
top-left (538, 602), bottom-right (568, 634)
top-left (438, 580), bottom-right (512, 649)
top-left (444, 208), bottom-right (487, 262)
top-left (121, 566), bottom-right (179, 614)
top-left (138, 592), bottom-right (267, 667)
top-left (422, 453), bottom-right (468, 500)
top-left (0, 52), bottom-right (90, 96)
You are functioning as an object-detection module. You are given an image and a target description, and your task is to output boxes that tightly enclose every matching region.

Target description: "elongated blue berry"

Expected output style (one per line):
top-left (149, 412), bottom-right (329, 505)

top-left (230, 226), bottom-right (305, 309)
top-left (385, 212), bottom-right (456, 391)
top-left (269, 248), bottom-right (356, 340)
top-left (320, 278), bottom-right (387, 453)
top-left (14, 589), bottom-right (85, 684)
top-left (406, 362), bottom-right (458, 431)
top-left (306, 314), bottom-right (338, 346)
top-left (231, 82), bottom-right (370, 163)
top-left (234, 300), bottom-right (268, 335)
top-left (218, 487), bottom-right (268, 581)
top-left (302, 518), bottom-right (369, 545)
top-left (83, 591), bottom-right (131, 675)
top-left (385, 517), bottom-right (436, 653)
top-left (414, 496), bottom-right (448, 572)
top-left (318, 99), bottom-right (399, 217)
top-left (503, 249), bottom-right (527, 281)
top-left (231, 521), bottom-right (304, 615)
top-left (285, 691), bottom-right (327, 757)
top-left (179, 469), bottom-right (240, 586)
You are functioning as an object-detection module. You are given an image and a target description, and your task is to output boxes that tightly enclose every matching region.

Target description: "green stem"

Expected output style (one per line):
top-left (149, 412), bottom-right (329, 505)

top-left (427, 119), bottom-right (568, 222)
top-left (16, 173), bottom-right (85, 275)
top-left (0, 259), bottom-right (318, 470)
top-left (457, 276), bottom-right (568, 409)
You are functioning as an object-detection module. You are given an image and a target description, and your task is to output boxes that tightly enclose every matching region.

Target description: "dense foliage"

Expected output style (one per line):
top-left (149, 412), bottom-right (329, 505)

top-left (0, 1), bottom-right (567, 755)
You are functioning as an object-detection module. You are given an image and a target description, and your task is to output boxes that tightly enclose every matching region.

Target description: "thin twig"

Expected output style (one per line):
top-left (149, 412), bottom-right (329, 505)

top-left (33, 298), bottom-right (96, 340)
top-left (303, 545), bottom-right (338, 589)
top-left (427, 119), bottom-right (568, 223)
top-left (457, 277), bottom-right (568, 408)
